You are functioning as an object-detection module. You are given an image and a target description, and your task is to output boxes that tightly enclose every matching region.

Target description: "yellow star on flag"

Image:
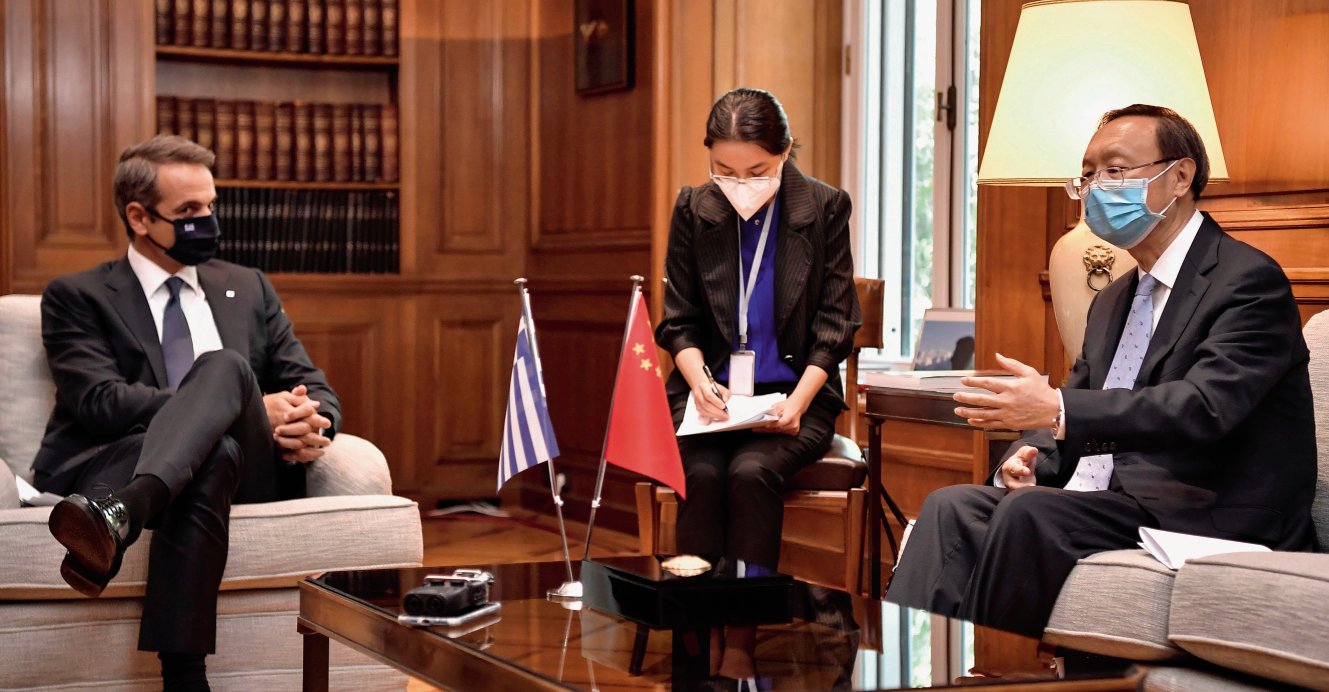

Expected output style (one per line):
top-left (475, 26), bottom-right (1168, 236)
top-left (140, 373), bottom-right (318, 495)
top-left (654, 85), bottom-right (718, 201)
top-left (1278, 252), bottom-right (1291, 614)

top-left (639, 358), bottom-right (652, 371)
top-left (656, 366), bottom-right (662, 379)
top-left (632, 342), bottom-right (646, 356)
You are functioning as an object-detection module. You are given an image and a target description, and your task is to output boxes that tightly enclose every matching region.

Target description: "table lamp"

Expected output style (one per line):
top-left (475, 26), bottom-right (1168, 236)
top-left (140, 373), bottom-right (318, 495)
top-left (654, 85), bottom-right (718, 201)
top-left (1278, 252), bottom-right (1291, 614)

top-left (977, 0), bottom-right (1228, 359)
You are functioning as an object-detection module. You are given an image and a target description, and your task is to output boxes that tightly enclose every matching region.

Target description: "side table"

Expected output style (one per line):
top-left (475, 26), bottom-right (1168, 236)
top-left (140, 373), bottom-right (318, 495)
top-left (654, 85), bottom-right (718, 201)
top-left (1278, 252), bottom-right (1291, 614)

top-left (863, 386), bottom-right (1020, 599)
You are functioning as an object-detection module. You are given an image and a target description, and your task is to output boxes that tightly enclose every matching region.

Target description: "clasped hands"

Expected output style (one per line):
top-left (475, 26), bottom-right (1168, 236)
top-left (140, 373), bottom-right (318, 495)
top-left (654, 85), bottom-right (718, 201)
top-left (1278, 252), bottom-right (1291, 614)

top-left (691, 381), bottom-right (808, 436)
top-left (263, 384), bottom-right (332, 463)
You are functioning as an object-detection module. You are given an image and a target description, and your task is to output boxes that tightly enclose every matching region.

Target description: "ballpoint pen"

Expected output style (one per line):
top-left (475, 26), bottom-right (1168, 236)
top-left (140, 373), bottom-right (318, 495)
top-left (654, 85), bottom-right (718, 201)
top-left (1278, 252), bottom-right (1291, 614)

top-left (702, 364), bottom-right (728, 413)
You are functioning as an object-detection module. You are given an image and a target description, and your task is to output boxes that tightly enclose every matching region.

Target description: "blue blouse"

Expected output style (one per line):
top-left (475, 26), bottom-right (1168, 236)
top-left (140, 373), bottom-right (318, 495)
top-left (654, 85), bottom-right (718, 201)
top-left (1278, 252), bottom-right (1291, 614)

top-left (717, 194), bottom-right (799, 385)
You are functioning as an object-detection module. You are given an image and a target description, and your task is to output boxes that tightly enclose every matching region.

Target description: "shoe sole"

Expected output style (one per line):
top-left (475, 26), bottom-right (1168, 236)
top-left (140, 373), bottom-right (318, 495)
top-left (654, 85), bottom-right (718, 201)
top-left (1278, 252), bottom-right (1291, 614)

top-left (60, 554), bottom-right (112, 598)
top-left (49, 497), bottom-right (117, 575)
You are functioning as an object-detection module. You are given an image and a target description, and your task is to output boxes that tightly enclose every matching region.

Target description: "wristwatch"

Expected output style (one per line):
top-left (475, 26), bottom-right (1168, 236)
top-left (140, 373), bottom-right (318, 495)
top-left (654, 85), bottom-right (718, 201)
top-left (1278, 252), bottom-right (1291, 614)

top-left (1050, 410), bottom-right (1062, 435)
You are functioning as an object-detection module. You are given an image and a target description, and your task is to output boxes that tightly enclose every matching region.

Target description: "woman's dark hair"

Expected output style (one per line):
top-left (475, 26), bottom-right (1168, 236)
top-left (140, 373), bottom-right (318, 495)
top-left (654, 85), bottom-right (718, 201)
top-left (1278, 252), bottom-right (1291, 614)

top-left (1098, 104), bottom-right (1210, 200)
top-left (704, 87), bottom-right (794, 156)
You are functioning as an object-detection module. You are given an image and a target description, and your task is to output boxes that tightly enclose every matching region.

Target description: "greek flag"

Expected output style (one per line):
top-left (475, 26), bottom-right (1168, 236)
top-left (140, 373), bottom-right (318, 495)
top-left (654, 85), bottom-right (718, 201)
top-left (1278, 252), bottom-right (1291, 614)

top-left (498, 315), bottom-right (560, 490)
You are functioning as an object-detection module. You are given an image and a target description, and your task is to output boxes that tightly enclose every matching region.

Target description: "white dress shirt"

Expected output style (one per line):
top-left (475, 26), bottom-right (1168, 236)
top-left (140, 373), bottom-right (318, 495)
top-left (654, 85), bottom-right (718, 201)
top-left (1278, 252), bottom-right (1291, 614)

top-left (127, 244), bottom-right (224, 360)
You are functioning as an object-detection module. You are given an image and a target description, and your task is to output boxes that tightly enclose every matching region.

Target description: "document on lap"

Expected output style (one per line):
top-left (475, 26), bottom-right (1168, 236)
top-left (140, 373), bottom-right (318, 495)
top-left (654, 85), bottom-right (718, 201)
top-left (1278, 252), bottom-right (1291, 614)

top-left (1138, 526), bottom-right (1270, 570)
top-left (676, 392), bottom-right (786, 436)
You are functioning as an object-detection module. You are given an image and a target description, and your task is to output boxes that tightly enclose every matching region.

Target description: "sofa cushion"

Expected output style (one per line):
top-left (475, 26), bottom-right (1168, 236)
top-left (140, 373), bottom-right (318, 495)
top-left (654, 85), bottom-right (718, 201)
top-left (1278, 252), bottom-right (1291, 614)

top-left (1304, 311), bottom-right (1329, 545)
top-left (1169, 551), bottom-right (1329, 692)
top-left (1143, 664), bottom-right (1281, 691)
top-left (1042, 549), bottom-right (1184, 661)
top-left (0, 494), bottom-right (423, 599)
top-left (0, 295), bottom-right (52, 483)
top-left (0, 589), bottom-right (405, 691)
top-left (0, 458), bottom-right (17, 510)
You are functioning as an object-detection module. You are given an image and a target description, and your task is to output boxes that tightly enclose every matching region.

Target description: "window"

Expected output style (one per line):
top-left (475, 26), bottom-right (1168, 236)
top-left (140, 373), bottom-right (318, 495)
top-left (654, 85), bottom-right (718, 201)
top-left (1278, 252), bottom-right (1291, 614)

top-left (849, 0), bottom-right (982, 362)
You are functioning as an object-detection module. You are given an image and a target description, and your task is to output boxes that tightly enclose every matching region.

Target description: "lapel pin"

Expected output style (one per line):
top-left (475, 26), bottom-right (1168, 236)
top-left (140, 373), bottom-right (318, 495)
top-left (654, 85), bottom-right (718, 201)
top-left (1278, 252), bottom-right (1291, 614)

top-left (225, 290), bottom-right (236, 298)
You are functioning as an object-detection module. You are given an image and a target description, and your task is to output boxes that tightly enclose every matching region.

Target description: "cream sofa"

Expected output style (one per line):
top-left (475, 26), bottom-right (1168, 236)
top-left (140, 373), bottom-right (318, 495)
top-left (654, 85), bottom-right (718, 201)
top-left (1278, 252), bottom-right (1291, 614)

top-left (1043, 311), bottom-right (1329, 691)
top-left (0, 294), bottom-right (424, 690)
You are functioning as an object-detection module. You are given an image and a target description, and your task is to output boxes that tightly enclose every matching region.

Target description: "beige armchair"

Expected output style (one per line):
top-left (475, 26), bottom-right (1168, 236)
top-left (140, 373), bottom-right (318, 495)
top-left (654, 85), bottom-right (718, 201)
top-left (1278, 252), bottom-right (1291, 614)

top-left (0, 294), bottom-right (424, 690)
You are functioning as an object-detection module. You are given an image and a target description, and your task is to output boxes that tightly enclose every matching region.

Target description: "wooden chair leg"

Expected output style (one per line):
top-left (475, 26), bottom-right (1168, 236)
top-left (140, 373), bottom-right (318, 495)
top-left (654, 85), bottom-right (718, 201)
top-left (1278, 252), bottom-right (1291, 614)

top-left (634, 482), bottom-right (658, 555)
top-left (845, 487), bottom-right (867, 596)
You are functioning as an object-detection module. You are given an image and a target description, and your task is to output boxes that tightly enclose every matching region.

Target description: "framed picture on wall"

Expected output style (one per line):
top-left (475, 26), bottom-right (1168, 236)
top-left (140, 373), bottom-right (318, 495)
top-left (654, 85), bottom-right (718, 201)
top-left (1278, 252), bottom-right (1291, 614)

top-left (575, 0), bottom-right (634, 94)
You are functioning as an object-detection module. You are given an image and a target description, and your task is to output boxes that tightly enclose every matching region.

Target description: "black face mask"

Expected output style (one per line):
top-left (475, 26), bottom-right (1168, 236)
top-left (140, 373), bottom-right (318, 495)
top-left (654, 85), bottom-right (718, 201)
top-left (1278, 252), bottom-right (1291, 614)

top-left (145, 207), bottom-right (221, 266)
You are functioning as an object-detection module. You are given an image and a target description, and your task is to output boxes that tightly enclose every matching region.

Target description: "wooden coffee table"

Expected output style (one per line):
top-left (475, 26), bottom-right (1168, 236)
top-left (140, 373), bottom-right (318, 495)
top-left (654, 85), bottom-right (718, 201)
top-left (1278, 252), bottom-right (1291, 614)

top-left (298, 560), bottom-right (1144, 691)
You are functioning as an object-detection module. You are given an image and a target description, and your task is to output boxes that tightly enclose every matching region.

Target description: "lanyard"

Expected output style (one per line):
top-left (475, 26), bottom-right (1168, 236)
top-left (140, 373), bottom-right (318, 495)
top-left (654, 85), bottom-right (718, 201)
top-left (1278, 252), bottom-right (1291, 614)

top-left (737, 202), bottom-right (776, 349)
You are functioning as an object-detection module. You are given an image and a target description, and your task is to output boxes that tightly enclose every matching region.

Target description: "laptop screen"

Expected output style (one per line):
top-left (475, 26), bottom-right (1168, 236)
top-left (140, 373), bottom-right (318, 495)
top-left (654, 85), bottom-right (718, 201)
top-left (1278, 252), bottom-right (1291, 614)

top-left (910, 308), bottom-right (975, 371)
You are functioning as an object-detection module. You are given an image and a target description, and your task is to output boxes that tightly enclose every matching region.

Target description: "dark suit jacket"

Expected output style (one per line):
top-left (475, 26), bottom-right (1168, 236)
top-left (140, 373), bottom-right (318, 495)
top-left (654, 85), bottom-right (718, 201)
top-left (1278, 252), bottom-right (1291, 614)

top-left (1013, 214), bottom-right (1316, 550)
top-left (32, 256), bottom-right (340, 485)
top-left (655, 161), bottom-right (861, 417)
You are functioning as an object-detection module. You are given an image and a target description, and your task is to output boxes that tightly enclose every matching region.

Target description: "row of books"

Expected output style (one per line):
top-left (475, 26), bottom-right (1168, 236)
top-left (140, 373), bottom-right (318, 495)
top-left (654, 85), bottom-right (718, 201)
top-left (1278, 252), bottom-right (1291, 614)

top-left (215, 187), bottom-right (399, 274)
top-left (156, 0), bottom-right (398, 56)
top-left (158, 96), bottom-right (399, 183)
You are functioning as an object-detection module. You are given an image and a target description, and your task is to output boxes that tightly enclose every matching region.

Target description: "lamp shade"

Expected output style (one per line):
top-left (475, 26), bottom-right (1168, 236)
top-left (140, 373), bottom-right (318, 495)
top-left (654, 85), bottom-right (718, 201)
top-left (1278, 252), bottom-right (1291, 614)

top-left (978, 0), bottom-right (1227, 185)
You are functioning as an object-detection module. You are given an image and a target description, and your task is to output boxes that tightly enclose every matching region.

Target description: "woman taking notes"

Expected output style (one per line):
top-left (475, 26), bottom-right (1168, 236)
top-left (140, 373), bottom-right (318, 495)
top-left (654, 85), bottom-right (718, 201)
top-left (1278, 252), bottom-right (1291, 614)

top-left (655, 87), bottom-right (860, 676)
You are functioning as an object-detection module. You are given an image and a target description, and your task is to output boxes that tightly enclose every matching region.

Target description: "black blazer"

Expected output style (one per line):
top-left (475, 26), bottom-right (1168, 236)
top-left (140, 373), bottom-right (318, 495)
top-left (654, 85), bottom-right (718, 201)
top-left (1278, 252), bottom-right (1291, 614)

top-left (31, 257), bottom-right (340, 482)
top-left (655, 161), bottom-right (861, 416)
top-left (1016, 214), bottom-right (1316, 550)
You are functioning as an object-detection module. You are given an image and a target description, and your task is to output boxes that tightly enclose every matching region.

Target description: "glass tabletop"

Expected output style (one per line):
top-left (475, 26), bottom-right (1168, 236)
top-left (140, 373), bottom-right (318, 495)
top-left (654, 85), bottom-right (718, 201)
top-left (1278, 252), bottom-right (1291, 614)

top-left (308, 559), bottom-right (1132, 691)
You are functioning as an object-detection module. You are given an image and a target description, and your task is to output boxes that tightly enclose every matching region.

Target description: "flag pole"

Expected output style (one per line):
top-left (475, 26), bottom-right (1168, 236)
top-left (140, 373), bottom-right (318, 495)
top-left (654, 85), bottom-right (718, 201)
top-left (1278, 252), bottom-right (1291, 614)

top-left (515, 277), bottom-right (582, 603)
top-left (582, 275), bottom-right (645, 562)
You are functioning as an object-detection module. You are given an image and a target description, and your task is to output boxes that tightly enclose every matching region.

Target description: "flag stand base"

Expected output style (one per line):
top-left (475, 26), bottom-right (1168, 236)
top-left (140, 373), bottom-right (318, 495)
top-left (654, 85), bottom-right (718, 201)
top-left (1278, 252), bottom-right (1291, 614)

top-left (547, 580), bottom-right (583, 603)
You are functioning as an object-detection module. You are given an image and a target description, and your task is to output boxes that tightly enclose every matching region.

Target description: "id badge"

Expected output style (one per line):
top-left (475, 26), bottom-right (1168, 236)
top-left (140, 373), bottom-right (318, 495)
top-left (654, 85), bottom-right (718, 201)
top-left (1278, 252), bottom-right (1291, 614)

top-left (728, 350), bottom-right (756, 396)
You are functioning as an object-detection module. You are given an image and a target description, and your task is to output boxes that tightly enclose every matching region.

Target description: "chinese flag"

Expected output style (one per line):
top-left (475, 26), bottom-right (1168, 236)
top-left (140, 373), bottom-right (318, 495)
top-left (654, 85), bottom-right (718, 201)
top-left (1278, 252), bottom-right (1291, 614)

top-left (603, 293), bottom-right (687, 499)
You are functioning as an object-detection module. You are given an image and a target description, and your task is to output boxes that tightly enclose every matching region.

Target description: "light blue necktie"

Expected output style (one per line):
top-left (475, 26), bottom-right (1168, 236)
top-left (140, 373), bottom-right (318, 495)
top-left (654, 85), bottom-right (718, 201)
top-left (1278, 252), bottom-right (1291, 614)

top-left (162, 277), bottom-right (194, 390)
top-left (1065, 273), bottom-right (1158, 492)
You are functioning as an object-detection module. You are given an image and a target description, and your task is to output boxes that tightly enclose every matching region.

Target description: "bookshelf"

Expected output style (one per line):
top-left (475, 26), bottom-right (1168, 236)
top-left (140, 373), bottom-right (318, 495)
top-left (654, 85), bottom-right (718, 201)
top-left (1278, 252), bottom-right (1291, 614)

top-left (156, 44), bottom-right (399, 69)
top-left (154, 0), bottom-right (401, 275)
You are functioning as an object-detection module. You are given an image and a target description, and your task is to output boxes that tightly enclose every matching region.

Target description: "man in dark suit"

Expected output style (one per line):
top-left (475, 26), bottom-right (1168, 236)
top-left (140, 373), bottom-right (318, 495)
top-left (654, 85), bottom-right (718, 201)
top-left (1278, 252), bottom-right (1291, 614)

top-left (34, 135), bottom-right (339, 691)
top-left (886, 104), bottom-right (1317, 638)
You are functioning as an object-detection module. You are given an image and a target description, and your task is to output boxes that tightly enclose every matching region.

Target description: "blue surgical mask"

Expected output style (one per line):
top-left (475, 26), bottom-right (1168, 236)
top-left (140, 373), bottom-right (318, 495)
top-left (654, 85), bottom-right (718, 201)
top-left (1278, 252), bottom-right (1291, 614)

top-left (1083, 160), bottom-right (1179, 249)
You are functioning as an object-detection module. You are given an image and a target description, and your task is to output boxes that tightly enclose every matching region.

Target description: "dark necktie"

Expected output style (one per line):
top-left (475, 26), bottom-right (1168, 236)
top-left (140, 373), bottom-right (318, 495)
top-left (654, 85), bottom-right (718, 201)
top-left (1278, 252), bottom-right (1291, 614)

top-left (162, 276), bottom-right (194, 390)
top-left (1065, 273), bottom-right (1158, 492)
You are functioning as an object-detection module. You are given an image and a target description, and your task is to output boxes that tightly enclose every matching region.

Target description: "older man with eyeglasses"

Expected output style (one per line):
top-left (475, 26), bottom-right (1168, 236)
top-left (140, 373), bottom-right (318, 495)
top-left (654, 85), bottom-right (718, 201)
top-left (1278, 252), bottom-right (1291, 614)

top-left (885, 104), bottom-right (1317, 639)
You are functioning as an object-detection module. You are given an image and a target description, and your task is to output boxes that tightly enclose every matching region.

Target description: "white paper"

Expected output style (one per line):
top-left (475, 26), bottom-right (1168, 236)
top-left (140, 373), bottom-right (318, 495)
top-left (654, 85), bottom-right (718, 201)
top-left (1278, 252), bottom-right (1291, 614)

top-left (1138, 526), bottom-right (1271, 570)
top-left (676, 392), bottom-right (786, 436)
top-left (15, 476), bottom-right (41, 503)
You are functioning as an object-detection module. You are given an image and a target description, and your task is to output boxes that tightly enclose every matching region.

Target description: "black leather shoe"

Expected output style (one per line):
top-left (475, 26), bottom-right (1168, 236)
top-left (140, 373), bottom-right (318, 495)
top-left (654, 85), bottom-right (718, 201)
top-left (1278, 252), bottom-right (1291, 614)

top-left (48, 493), bottom-right (132, 597)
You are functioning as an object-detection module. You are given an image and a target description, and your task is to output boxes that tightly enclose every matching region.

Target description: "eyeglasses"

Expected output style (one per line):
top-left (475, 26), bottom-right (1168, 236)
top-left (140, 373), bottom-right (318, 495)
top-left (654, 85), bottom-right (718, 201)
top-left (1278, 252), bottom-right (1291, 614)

top-left (1065, 158), bottom-right (1174, 200)
top-left (709, 173), bottom-right (777, 186)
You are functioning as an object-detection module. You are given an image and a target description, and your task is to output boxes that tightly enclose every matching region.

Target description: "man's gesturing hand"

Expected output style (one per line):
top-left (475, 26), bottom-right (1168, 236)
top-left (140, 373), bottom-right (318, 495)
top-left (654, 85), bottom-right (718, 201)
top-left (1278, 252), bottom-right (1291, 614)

top-left (952, 353), bottom-right (1060, 431)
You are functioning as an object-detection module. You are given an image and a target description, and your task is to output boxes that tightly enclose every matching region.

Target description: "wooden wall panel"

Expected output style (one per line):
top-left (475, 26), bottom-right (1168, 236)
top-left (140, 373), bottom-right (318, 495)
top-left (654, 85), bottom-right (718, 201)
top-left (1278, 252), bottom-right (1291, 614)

top-left (0, 0), bottom-right (8, 296)
top-left (533, 0), bottom-right (655, 252)
top-left (275, 288), bottom-right (413, 493)
top-left (1191, 0), bottom-right (1329, 197)
top-left (2, 0), bottom-right (154, 293)
top-left (400, 0), bottom-right (531, 279)
top-left (711, 0), bottom-right (843, 186)
top-left (413, 291), bottom-right (516, 500)
top-left (514, 1), bottom-right (660, 533)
